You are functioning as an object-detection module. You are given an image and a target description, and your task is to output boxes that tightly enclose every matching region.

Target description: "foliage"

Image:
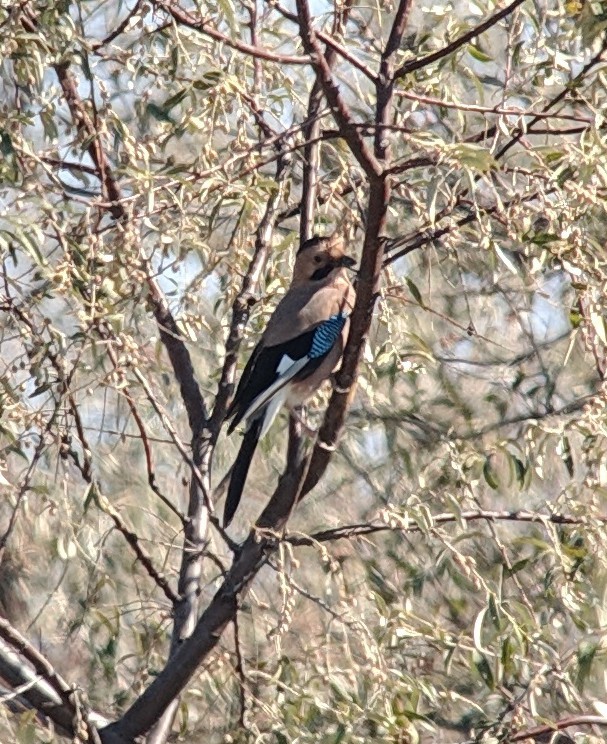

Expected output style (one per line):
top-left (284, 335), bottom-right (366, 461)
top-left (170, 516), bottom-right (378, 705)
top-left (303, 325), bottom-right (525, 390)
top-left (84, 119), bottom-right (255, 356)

top-left (0, 0), bottom-right (607, 742)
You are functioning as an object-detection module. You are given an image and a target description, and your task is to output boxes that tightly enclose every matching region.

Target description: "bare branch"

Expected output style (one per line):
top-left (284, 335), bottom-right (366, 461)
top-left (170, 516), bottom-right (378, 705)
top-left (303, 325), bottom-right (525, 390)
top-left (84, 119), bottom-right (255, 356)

top-left (510, 715), bottom-right (607, 742)
top-left (93, 489), bottom-right (179, 606)
top-left (299, 82), bottom-right (324, 244)
top-left (91, 0), bottom-right (143, 50)
top-left (0, 619), bottom-right (109, 740)
top-left (298, 0), bottom-right (353, 242)
top-left (0, 618), bottom-right (74, 709)
top-left (272, 1), bottom-right (377, 82)
top-left (394, 0), bottom-right (526, 79)
top-left (375, 0), bottom-right (413, 160)
top-left (285, 509), bottom-right (607, 546)
top-left (152, 0), bottom-right (311, 65)
top-left (101, 459), bottom-right (310, 741)
top-left (294, 0), bottom-right (382, 178)
top-left (0, 638), bottom-right (76, 738)
top-left (145, 277), bottom-right (209, 433)
top-left (395, 90), bottom-right (594, 123)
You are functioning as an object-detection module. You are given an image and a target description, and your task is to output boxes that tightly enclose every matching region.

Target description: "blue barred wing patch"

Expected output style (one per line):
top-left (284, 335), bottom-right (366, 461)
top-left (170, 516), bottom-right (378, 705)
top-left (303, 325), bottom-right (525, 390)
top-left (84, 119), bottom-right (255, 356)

top-left (309, 313), bottom-right (347, 359)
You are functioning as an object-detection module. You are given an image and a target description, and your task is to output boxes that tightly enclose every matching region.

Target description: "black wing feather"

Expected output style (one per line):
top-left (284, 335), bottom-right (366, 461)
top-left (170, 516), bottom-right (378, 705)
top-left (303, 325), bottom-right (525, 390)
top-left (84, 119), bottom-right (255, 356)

top-left (226, 340), bottom-right (264, 421)
top-left (227, 327), bottom-right (320, 433)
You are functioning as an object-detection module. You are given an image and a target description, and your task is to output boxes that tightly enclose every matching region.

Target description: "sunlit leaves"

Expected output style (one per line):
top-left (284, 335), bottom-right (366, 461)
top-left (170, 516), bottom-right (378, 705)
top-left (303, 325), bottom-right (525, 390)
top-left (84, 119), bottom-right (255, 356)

top-left (0, 0), bottom-right (606, 741)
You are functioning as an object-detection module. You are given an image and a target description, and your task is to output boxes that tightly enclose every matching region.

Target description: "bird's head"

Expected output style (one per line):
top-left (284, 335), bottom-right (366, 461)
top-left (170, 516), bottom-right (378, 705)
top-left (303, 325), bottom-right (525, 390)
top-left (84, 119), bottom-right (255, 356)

top-left (293, 234), bottom-right (357, 284)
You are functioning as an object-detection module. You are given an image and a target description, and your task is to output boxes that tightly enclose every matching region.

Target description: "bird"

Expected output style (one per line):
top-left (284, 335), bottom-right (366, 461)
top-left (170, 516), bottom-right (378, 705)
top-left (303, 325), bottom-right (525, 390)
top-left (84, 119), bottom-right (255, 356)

top-left (222, 234), bottom-right (357, 527)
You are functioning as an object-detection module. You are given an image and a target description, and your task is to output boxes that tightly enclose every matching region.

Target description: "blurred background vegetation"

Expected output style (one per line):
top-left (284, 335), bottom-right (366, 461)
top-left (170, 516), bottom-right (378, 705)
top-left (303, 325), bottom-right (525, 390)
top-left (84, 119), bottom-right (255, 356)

top-left (1, 0), bottom-right (607, 741)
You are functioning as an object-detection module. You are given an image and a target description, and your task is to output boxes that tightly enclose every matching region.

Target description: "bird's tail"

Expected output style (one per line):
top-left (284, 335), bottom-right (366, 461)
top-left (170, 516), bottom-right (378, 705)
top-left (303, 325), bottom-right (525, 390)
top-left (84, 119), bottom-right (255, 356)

top-left (224, 416), bottom-right (263, 527)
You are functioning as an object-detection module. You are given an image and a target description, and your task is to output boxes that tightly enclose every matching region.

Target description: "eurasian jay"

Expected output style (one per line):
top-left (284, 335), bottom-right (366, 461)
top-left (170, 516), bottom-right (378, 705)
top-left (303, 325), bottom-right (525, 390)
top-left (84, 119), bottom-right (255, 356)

top-left (223, 234), bottom-right (357, 527)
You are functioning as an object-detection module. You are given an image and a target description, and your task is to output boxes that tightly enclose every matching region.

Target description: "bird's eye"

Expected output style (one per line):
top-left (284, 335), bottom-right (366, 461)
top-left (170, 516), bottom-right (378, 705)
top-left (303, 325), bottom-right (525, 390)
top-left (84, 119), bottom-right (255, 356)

top-left (313, 255), bottom-right (322, 263)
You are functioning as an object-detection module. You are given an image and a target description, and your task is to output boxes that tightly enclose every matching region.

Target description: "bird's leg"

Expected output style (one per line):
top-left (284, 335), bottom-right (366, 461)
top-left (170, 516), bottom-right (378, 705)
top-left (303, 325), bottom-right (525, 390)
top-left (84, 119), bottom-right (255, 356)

top-left (290, 405), bottom-right (316, 438)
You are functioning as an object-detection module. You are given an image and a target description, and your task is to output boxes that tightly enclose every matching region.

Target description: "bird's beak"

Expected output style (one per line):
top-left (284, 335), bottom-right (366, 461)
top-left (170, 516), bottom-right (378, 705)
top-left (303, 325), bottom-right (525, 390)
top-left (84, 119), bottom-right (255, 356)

top-left (338, 255), bottom-right (357, 269)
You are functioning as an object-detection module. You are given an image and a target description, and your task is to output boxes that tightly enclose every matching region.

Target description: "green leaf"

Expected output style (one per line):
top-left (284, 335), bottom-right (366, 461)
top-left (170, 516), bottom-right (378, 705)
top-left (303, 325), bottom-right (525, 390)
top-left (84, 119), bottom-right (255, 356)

top-left (468, 44), bottom-right (492, 62)
top-left (30, 380), bottom-right (52, 398)
top-left (569, 309), bottom-right (582, 328)
top-left (217, 0), bottom-right (237, 31)
top-left (161, 88), bottom-right (190, 112)
top-left (544, 150), bottom-right (564, 163)
top-left (501, 636), bottom-right (515, 675)
top-left (577, 640), bottom-right (598, 691)
top-left (192, 70), bottom-right (223, 90)
top-left (447, 143), bottom-right (497, 172)
top-left (505, 558), bottom-right (530, 577)
top-left (559, 435), bottom-right (574, 476)
top-left (406, 277), bottom-right (423, 305)
top-left (0, 130), bottom-right (14, 156)
top-left (472, 650), bottom-right (494, 689)
top-left (557, 165), bottom-right (576, 186)
top-left (488, 593), bottom-right (501, 628)
top-left (483, 457), bottom-right (499, 490)
top-left (510, 454), bottom-right (527, 488)
top-left (146, 103), bottom-right (175, 124)
top-left (527, 232), bottom-right (559, 246)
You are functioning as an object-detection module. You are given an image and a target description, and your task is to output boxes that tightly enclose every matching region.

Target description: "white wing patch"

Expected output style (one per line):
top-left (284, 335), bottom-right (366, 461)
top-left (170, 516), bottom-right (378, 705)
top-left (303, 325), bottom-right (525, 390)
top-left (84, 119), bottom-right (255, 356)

top-left (259, 387), bottom-right (288, 438)
top-left (277, 353), bottom-right (297, 375)
top-left (243, 353), bottom-right (309, 426)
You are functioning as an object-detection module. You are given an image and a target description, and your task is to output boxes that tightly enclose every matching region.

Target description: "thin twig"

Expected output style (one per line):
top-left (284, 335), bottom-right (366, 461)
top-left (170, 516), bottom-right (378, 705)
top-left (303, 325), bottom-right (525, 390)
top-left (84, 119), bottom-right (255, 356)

top-left (271, 1), bottom-right (378, 82)
top-left (294, 0), bottom-right (382, 179)
top-left (152, 0), bottom-right (311, 65)
top-left (395, 90), bottom-right (593, 123)
top-left (93, 488), bottom-right (179, 605)
top-left (91, 0), bottom-right (143, 49)
top-left (394, 0), bottom-right (526, 79)
top-left (509, 715), bottom-right (607, 742)
top-left (284, 508), bottom-right (607, 546)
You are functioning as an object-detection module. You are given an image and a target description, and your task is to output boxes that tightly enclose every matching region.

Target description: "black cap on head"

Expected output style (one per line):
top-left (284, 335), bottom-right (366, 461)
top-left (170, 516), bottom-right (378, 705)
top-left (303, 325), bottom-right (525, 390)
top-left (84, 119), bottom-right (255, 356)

top-left (297, 234), bottom-right (324, 255)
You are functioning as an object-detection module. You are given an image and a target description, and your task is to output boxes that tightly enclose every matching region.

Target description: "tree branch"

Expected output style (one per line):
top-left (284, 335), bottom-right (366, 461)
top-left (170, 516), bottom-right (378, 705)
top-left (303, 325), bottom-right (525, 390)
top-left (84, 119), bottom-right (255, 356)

top-left (298, 0), bottom-right (352, 242)
top-left (100, 458), bottom-right (310, 742)
top-left (384, 32), bottom-right (607, 266)
top-left (285, 508), bottom-right (607, 546)
top-left (0, 619), bottom-right (110, 740)
top-left (51, 58), bottom-right (124, 220)
top-left (0, 618), bottom-right (74, 712)
top-left (147, 89), bottom-right (294, 744)
top-left (383, 185), bottom-right (558, 266)
top-left (272, 1), bottom-right (377, 83)
top-left (145, 278), bottom-right (209, 432)
top-left (102, 14), bottom-right (394, 732)
top-left (394, 0), bottom-right (526, 79)
top-left (152, 0), bottom-right (311, 65)
top-left (294, 0), bottom-right (382, 178)
top-left (375, 0), bottom-right (413, 160)
top-left (91, 0), bottom-right (143, 50)
top-left (0, 638), bottom-right (76, 739)
top-left (493, 30), bottom-right (607, 160)
top-left (395, 90), bottom-right (593, 123)
top-left (510, 715), bottom-right (607, 742)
